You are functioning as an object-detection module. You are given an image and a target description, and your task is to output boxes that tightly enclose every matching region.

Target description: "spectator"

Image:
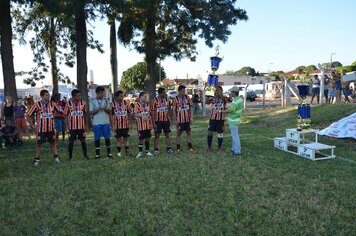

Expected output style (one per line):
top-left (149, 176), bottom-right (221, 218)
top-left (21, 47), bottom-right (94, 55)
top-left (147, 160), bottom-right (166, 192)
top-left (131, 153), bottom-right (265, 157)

top-left (310, 74), bottom-right (320, 104)
top-left (14, 98), bottom-right (30, 141)
top-left (1, 96), bottom-right (15, 126)
top-left (341, 70), bottom-right (351, 103)
top-left (327, 75), bottom-right (336, 104)
top-left (0, 119), bottom-right (20, 147)
top-left (192, 93), bottom-right (200, 114)
top-left (53, 93), bottom-right (66, 142)
top-left (323, 74), bottom-right (329, 102)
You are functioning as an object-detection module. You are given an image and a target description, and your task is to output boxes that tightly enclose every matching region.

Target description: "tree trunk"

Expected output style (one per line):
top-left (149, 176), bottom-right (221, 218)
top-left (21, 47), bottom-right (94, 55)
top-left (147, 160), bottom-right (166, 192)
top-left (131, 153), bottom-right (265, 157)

top-left (75, 4), bottom-right (90, 126)
top-left (110, 20), bottom-right (118, 94)
top-left (144, 6), bottom-right (158, 100)
top-left (0, 0), bottom-right (17, 99)
top-left (49, 17), bottom-right (59, 95)
top-left (75, 5), bottom-right (88, 102)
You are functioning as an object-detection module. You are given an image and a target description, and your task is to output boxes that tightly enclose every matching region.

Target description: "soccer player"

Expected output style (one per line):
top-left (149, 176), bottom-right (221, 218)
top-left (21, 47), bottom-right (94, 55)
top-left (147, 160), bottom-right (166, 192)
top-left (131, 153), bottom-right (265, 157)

top-left (64, 89), bottom-right (89, 160)
top-left (134, 91), bottom-right (154, 158)
top-left (172, 85), bottom-right (194, 152)
top-left (89, 86), bottom-right (113, 159)
top-left (206, 86), bottom-right (227, 152)
top-left (27, 89), bottom-right (61, 166)
top-left (111, 90), bottom-right (132, 157)
top-left (151, 87), bottom-right (174, 155)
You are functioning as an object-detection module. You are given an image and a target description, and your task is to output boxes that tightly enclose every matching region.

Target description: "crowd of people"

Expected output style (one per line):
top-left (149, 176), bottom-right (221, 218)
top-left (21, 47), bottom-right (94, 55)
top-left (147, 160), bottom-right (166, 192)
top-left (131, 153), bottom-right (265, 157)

top-left (310, 69), bottom-right (354, 104)
top-left (0, 85), bottom-right (243, 166)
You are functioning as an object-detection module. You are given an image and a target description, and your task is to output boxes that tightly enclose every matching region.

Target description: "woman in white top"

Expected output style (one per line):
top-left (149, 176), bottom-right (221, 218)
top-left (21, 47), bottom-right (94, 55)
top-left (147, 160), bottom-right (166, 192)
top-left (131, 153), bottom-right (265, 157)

top-left (311, 74), bottom-right (320, 104)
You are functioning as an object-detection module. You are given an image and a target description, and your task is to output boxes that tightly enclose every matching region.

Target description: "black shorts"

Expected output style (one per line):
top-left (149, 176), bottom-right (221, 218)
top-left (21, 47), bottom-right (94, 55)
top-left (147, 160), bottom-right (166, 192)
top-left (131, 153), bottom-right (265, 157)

top-left (37, 132), bottom-right (55, 144)
top-left (138, 130), bottom-right (152, 140)
top-left (177, 122), bottom-right (191, 132)
top-left (155, 121), bottom-right (171, 135)
top-left (208, 120), bottom-right (225, 133)
top-left (69, 129), bottom-right (86, 142)
top-left (115, 128), bottom-right (130, 138)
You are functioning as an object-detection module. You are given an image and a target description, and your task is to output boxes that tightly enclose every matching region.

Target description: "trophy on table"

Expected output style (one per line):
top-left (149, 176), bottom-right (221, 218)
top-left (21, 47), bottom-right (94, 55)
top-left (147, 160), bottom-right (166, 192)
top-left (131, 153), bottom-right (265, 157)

top-left (296, 84), bottom-right (311, 131)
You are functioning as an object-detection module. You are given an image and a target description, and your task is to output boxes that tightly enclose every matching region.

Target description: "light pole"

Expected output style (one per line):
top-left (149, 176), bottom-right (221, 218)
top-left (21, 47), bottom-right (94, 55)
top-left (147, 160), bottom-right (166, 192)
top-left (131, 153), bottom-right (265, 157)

top-left (330, 53), bottom-right (335, 69)
top-left (268, 62), bottom-right (274, 74)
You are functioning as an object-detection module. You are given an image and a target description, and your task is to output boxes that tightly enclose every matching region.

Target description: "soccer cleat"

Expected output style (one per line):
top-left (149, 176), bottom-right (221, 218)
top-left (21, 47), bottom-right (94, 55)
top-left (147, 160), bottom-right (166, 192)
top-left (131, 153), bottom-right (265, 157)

top-left (189, 148), bottom-right (195, 152)
top-left (54, 157), bottom-right (61, 163)
top-left (136, 152), bottom-right (143, 159)
top-left (166, 148), bottom-right (174, 155)
top-left (84, 156), bottom-right (89, 160)
top-left (176, 148), bottom-right (181, 153)
top-left (33, 158), bottom-right (40, 166)
top-left (217, 148), bottom-right (224, 153)
top-left (146, 151), bottom-right (154, 157)
top-left (95, 155), bottom-right (100, 159)
top-left (207, 147), bottom-right (212, 152)
top-left (154, 150), bottom-right (159, 156)
top-left (68, 157), bottom-right (73, 161)
top-left (125, 150), bottom-right (130, 157)
top-left (117, 152), bottom-right (122, 158)
top-left (106, 153), bottom-right (113, 159)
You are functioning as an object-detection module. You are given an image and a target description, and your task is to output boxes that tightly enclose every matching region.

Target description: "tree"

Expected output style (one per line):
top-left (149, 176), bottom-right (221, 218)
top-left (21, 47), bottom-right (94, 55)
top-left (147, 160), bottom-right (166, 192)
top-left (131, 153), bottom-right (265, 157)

top-left (322, 61), bottom-right (342, 68)
top-left (120, 62), bottom-right (166, 90)
top-left (0, 0), bottom-right (17, 99)
top-left (305, 65), bottom-right (317, 73)
top-left (117, 0), bottom-right (248, 98)
top-left (236, 67), bottom-right (256, 76)
top-left (13, 2), bottom-right (76, 93)
top-left (268, 71), bottom-right (284, 80)
top-left (351, 61), bottom-right (356, 66)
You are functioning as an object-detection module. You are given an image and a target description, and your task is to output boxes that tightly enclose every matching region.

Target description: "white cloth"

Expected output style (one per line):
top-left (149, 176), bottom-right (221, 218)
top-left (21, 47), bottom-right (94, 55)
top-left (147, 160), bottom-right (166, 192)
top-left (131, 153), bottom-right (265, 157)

top-left (318, 112), bottom-right (356, 139)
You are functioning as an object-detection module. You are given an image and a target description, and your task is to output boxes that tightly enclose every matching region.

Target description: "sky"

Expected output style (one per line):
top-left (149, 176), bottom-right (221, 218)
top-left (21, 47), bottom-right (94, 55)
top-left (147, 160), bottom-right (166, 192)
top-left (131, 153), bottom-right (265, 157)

top-left (1, 0), bottom-right (356, 88)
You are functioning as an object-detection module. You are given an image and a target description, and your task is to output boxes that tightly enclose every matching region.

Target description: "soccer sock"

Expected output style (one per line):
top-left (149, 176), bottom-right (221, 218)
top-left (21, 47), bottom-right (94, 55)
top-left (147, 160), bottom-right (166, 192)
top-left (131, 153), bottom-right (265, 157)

top-left (95, 139), bottom-right (100, 156)
top-left (138, 144), bottom-right (143, 152)
top-left (218, 138), bottom-right (223, 148)
top-left (117, 146), bottom-right (121, 153)
top-left (105, 138), bottom-right (111, 154)
top-left (68, 142), bottom-right (74, 159)
top-left (81, 142), bottom-right (88, 157)
top-left (166, 146), bottom-right (171, 151)
top-left (176, 144), bottom-right (180, 150)
top-left (207, 135), bottom-right (213, 148)
top-left (145, 141), bottom-right (150, 152)
top-left (125, 146), bottom-right (129, 151)
top-left (155, 147), bottom-right (159, 151)
top-left (188, 143), bottom-right (193, 149)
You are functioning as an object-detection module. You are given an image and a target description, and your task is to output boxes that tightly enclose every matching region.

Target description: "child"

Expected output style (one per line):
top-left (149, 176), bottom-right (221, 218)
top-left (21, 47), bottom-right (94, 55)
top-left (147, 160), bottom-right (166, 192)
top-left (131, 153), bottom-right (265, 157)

top-left (134, 92), bottom-right (153, 158)
top-left (111, 90), bottom-right (132, 157)
top-left (14, 98), bottom-right (30, 141)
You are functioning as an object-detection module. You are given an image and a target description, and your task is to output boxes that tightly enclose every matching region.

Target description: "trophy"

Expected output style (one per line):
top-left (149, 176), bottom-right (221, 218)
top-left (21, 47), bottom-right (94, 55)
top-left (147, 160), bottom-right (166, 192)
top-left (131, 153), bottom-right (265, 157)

top-left (205, 46), bottom-right (222, 96)
top-left (297, 85), bottom-right (311, 131)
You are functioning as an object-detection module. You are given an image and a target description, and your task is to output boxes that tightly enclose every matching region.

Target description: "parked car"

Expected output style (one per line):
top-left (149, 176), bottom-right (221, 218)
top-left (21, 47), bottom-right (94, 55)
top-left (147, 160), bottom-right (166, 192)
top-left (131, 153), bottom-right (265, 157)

top-left (246, 90), bottom-right (257, 101)
top-left (167, 90), bottom-right (178, 99)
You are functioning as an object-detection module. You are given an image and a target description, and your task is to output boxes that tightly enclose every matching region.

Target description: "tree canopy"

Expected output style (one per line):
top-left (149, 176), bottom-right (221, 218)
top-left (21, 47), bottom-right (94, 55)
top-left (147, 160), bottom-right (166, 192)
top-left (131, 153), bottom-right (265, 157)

top-left (120, 62), bottom-right (166, 90)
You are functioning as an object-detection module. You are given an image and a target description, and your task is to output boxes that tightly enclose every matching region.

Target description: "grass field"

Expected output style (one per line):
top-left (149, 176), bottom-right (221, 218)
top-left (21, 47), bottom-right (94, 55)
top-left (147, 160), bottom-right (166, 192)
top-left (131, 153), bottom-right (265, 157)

top-left (0, 104), bottom-right (355, 235)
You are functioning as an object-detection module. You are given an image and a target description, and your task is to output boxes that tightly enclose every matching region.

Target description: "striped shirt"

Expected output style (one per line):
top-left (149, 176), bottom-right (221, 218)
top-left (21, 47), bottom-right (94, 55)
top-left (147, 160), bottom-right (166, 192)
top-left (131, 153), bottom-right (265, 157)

top-left (27, 101), bottom-right (58, 133)
top-left (134, 102), bottom-right (152, 131)
top-left (64, 99), bottom-right (87, 130)
top-left (210, 96), bottom-right (227, 120)
top-left (173, 95), bottom-right (193, 123)
top-left (111, 100), bottom-right (132, 129)
top-left (151, 97), bottom-right (170, 122)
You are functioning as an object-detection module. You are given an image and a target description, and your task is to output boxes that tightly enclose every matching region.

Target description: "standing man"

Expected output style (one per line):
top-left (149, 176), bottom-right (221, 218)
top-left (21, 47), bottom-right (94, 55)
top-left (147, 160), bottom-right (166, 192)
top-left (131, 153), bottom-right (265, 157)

top-left (89, 86), bottom-right (113, 159)
top-left (64, 89), bottom-right (89, 160)
top-left (52, 93), bottom-right (66, 142)
top-left (310, 75), bottom-right (320, 104)
top-left (111, 90), bottom-right (132, 157)
top-left (224, 86), bottom-right (243, 156)
top-left (134, 92), bottom-right (154, 158)
top-left (206, 86), bottom-right (227, 152)
top-left (27, 89), bottom-right (61, 166)
top-left (151, 87), bottom-right (174, 155)
top-left (341, 70), bottom-right (351, 103)
top-left (172, 85), bottom-right (194, 152)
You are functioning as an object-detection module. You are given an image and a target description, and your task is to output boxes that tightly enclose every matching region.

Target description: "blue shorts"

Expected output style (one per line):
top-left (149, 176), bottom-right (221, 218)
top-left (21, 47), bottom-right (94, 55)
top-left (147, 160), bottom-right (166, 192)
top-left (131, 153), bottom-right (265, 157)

top-left (93, 124), bottom-right (111, 140)
top-left (312, 87), bottom-right (320, 96)
top-left (54, 118), bottom-right (65, 132)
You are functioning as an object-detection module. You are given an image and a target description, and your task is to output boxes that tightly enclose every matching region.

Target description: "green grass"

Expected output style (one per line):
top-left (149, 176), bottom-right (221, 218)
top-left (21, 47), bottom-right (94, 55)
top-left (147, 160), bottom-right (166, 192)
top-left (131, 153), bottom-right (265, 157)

top-left (0, 104), bottom-right (355, 235)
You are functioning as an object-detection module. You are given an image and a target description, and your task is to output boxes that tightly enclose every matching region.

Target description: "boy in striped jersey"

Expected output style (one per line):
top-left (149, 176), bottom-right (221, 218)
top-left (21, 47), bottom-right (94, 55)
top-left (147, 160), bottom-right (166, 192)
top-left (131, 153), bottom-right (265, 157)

top-left (151, 87), bottom-right (174, 155)
top-left (134, 92), bottom-right (154, 158)
top-left (172, 85), bottom-right (194, 152)
top-left (64, 89), bottom-right (89, 160)
top-left (111, 90), bottom-right (132, 157)
top-left (27, 90), bottom-right (61, 166)
top-left (206, 86), bottom-right (227, 152)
